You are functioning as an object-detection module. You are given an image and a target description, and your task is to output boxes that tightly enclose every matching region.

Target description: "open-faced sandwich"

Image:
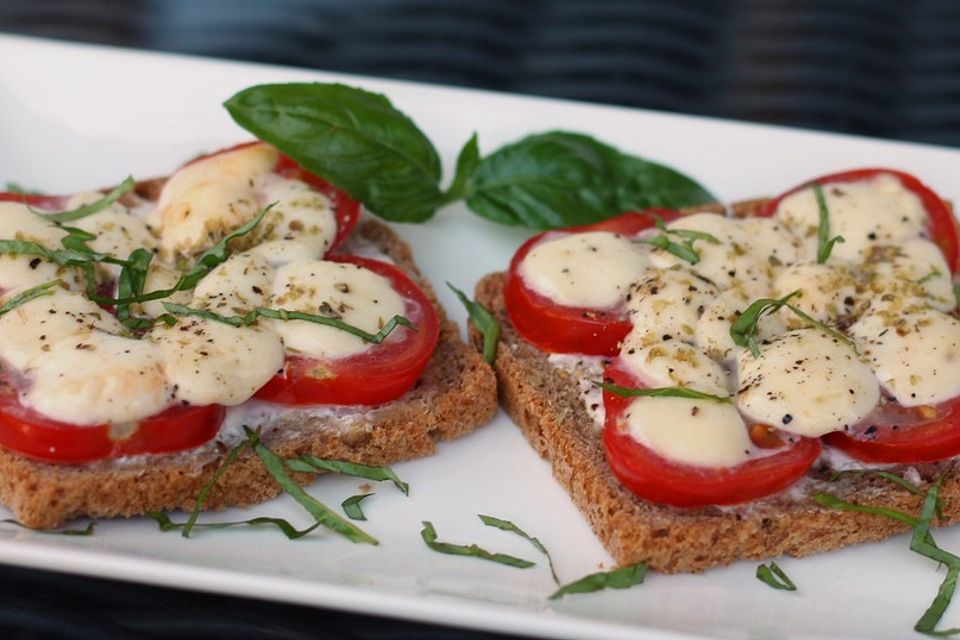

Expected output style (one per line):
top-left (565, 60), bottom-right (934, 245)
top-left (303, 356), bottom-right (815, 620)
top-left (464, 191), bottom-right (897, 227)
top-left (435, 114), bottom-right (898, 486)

top-left (475, 168), bottom-right (960, 573)
top-left (0, 140), bottom-right (497, 530)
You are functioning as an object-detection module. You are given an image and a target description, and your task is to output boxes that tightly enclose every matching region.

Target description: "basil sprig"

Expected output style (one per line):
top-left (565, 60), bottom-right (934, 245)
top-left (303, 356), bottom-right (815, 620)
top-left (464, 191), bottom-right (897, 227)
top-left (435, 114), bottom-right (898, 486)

top-left (730, 290), bottom-right (857, 358)
top-left (636, 215), bottom-right (721, 265)
top-left (38, 176), bottom-right (135, 224)
top-left (225, 84), bottom-right (715, 229)
top-left (286, 456), bottom-right (410, 495)
top-left (341, 493), bottom-right (374, 521)
top-left (548, 562), bottom-right (647, 600)
top-left (0, 279), bottom-right (62, 317)
top-left (755, 562), bottom-right (797, 591)
top-left (811, 182), bottom-right (845, 264)
top-left (594, 381), bottom-right (732, 404)
top-left (479, 514), bottom-right (559, 584)
top-left (447, 283), bottom-right (500, 364)
top-left (419, 521), bottom-right (536, 569)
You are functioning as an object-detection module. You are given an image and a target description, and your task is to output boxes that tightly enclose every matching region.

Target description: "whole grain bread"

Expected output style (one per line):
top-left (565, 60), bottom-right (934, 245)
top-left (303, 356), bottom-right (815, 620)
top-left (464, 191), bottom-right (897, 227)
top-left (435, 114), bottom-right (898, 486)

top-left (473, 200), bottom-right (960, 574)
top-left (0, 218), bottom-right (498, 529)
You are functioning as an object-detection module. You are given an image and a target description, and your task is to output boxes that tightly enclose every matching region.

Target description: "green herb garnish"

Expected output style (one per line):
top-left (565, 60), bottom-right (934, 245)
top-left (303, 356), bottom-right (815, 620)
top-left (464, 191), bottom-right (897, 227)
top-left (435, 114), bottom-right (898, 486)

top-left (419, 521), bottom-right (535, 569)
top-left (39, 177), bottom-right (135, 224)
top-left (447, 283), bottom-right (500, 364)
top-left (756, 561), bottom-right (797, 591)
top-left (342, 493), bottom-right (374, 521)
top-left (635, 214), bottom-right (721, 265)
top-left (181, 433), bottom-right (255, 538)
top-left (953, 283), bottom-right (960, 308)
top-left (811, 492), bottom-right (920, 526)
top-left (811, 182), bottom-right (845, 264)
top-left (286, 456), bottom-right (409, 496)
top-left (0, 519), bottom-right (95, 536)
top-left (3, 182), bottom-right (41, 194)
top-left (147, 511), bottom-right (321, 539)
top-left (917, 269), bottom-right (943, 285)
top-left (0, 280), bottom-right (62, 317)
top-left (479, 514), bottom-right (559, 584)
top-left (548, 562), bottom-right (647, 600)
top-left (594, 381), bottom-right (732, 403)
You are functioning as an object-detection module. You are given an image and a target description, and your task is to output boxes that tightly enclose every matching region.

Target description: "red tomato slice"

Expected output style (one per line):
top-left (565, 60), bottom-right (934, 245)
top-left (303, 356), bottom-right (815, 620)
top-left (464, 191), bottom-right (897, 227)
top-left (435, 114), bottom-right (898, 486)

top-left (0, 193), bottom-right (66, 209)
top-left (254, 255), bottom-right (440, 406)
top-left (823, 396), bottom-right (960, 464)
top-left (601, 363), bottom-right (821, 508)
top-left (0, 374), bottom-right (224, 463)
top-left (760, 168), bottom-right (960, 275)
top-left (504, 209), bottom-right (688, 356)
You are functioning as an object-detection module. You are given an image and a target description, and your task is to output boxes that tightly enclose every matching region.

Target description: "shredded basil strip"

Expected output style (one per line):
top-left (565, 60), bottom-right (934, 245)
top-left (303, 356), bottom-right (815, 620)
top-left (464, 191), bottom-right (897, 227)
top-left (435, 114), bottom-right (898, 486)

top-left (342, 493), bottom-right (374, 521)
top-left (3, 182), bottom-right (40, 194)
top-left (447, 283), bottom-right (500, 364)
top-left (181, 433), bottom-right (255, 538)
top-left (246, 427), bottom-right (378, 545)
top-left (38, 177), bottom-right (135, 224)
top-left (828, 469), bottom-right (926, 496)
top-left (634, 214), bottom-right (721, 265)
top-left (811, 182), bottom-right (845, 264)
top-left (594, 381), bottom-right (732, 404)
top-left (953, 283), bottom-right (960, 308)
top-left (116, 248), bottom-right (155, 329)
top-left (0, 280), bottom-right (62, 317)
top-left (479, 514), bottom-right (559, 584)
top-left (917, 269), bottom-right (943, 285)
top-left (812, 492), bottom-right (920, 526)
top-left (0, 519), bottom-right (95, 536)
top-left (548, 562), bottom-right (647, 600)
top-left (164, 302), bottom-right (415, 345)
top-left (146, 511), bottom-right (321, 540)
top-left (286, 456), bottom-right (410, 496)
top-left (419, 521), bottom-right (536, 569)
top-left (756, 561), bottom-right (797, 591)
top-left (730, 290), bottom-right (856, 357)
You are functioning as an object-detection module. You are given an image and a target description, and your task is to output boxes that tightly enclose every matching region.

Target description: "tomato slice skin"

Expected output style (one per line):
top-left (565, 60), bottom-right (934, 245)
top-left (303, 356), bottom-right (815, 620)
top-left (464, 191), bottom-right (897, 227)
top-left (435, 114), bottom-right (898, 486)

top-left (823, 397), bottom-right (960, 464)
top-left (254, 255), bottom-right (440, 406)
top-left (601, 363), bottom-right (821, 508)
top-left (504, 209), bottom-right (688, 356)
top-left (0, 375), bottom-right (225, 463)
top-left (760, 168), bottom-right (960, 275)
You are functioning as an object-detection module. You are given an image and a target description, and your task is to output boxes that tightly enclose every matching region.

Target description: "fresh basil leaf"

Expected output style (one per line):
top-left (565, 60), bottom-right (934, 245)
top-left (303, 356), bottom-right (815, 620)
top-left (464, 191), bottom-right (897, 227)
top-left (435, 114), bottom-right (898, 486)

top-left (163, 303), bottom-right (415, 344)
top-left (594, 381), bottom-right (732, 403)
top-left (342, 493), bottom-right (374, 521)
top-left (0, 280), bottom-right (61, 317)
top-left (146, 511), bottom-right (321, 539)
top-left (756, 561), bottom-right (797, 591)
top-left (286, 456), bottom-right (409, 496)
top-left (445, 132), bottom-right (480, 202)
top-left (419, 521), bottom-right (535, 569)
top-left (479, 514), bottom-right (559, 584)
top-left (612, 154), bottom-right (716, 214)
top-left (225, 83), bottom-right (444, 222)
top-left (811, 182), bottom-right (845, 264)
top-left (447, 283), bottom-right (500, 364)
top-left (811, 492), bottom-right (919, 527)
top-left (548, 562), bottom-right (647, 600)
top-left (245, 427), bottom-right (378, 545)
top-left (40, 177), bottom-right (135, 224)
top-left (181, 433), bottom-right (255, 538)
top-left (0, 519), bottom-right (95, 536)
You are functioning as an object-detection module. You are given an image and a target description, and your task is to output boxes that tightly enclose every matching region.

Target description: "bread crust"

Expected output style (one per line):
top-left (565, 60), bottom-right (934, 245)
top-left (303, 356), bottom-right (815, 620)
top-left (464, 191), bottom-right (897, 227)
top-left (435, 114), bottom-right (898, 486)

top-left (474, 264), bottom-right (960, 574)
top-left (0, 220), bottom-right (498, 528)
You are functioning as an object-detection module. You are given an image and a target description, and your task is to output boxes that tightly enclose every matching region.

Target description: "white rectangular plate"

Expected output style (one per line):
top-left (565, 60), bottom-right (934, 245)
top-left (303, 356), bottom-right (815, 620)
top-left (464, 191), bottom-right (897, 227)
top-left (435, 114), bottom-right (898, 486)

top-left (0, 33), bottom-right (957, 640)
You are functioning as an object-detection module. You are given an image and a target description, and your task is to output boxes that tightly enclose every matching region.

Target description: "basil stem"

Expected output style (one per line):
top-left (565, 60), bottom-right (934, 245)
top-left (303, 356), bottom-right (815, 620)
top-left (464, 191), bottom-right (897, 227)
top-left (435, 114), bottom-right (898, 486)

top-left (811, 182), bottom-right (846, 264)
top-left (0, 519), bottom-right (95, 536)
top-left (0, 280), bottom-right (62, 317)
top-left (163, 302), bottom-right (415, 344)
top-left (548, 562), bottom-right (647, 600)
top-left (419, 521), bottom-right (536, 569)
top-left (811, 492), bottom-right (920, 527)
top-left (594, 381), bottom-right (732, 404)
top-left (39, 177), bottom-right (135, 223)
top-left (286, 456), bottom-right (410, 496)
top-left (756, 561), bottom-right (796, 591)
top-left (147, 511), bottom-right (321, 540)
top-left (447, 283), bottom-right (500, 364)
top-left (181, 433), bottom-right (255, 538)
top-left (479, 514), bottom-right (559, 584)
top-left (246, 427), bottom-right (378, 545)
top-left (342, 493), bottom-right (374, 521)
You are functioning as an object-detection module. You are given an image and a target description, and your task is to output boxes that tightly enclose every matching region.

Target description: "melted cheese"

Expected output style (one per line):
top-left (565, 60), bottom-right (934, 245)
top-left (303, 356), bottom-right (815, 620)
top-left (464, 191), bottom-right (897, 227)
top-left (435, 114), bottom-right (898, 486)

top-left (849, 308), bottom-right (960, 406)
top-left (193, 251), bottom-right (273, 314)
top-left (132, 263), bottom-right (193, 318)
top-left (622, 397), bottom-right (753, 468)
top-left (618, 339), bottom-right (730, 396)
top-left (248, 174), bottom-right (337, 265)
top-left (695, 286), bottom-right (786, 361)
top-left (865, 238), bottom-right (954, 312)
top-left (267, 260), bottom-right (406, 360)
top-left (627, 268), bottom-right (717, 344)
top-left (68, 193), bottom-right (156, 259)
top-left (518, 231), bottom-right (648, 308)
top-left (737, 330), bottom-right (880, 437)
top-left (772, 263), bottom-right (859, 326)
top-left (0, 202), bottom-right (66, 247)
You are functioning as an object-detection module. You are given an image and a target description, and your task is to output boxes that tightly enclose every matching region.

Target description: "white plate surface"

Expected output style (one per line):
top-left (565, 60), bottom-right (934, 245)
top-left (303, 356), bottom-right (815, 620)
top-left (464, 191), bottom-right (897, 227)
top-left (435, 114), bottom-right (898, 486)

top-left (0, 33), bottom-right (958, 640)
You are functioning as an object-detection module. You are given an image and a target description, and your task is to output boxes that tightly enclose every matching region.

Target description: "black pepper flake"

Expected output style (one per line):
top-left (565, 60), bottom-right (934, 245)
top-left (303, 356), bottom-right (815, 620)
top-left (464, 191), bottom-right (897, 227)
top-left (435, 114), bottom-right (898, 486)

top-left (781, 414), bottom-right (793, 425)
top-left (252, 286), bottom-right (263, 295)
top-left (662, 334), bottom-right (673, 341)
top-left (864, 425), bottom-right (878, 436)
top-left (28, 258), bottom-right (41, 270)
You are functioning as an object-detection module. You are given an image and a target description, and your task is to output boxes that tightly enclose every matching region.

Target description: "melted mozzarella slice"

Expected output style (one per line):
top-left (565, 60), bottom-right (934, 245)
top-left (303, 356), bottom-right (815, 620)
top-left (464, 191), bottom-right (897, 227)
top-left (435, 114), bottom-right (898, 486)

top-left (0, 288), bottom-right (124, 371)
top-left (736, 217), bottom-right (802, 270)
top-left (148, 143), bottom-right (279, 257)
top-left (627, 268), bottom-right (718, 345)
top-left (193, 251), bottom-right (273, 314)
top-left (25, 332), bottom-right (171, 426)
top-left (696, 286), bottom-right (786, 361)
top-left (151, 317), bottom-right (284, 406)
top-left (248, 174), bottom-right (337, 265)
top-left (622, 397), bottom-right (753, 468)
top-left (774, 174), bottom-right (927, 263)
top-left (618, 340), bottom-right (730, 396)
top-left (518, 231), bottom-right (649, 309)
top-left (0, 204), bottom-right (81, 292)
top-left (0, 201), bottom-right (66, 247)
top-left (773, 263), bottom-right (859, 326)
top-left (737, 329), bottom-right (879, 437)
top-left (267, 260), bottom-right (406, 360)
top-left (68, 193), bottom-right (156, 258)
top-left (865, 239), bottom-right (954, 312)
top-left (849, 308), bottom-right (960, 406)
top-left (132, 263), bottom-right (193, 318)
top-left (0, 255), bottom-right (83, 293)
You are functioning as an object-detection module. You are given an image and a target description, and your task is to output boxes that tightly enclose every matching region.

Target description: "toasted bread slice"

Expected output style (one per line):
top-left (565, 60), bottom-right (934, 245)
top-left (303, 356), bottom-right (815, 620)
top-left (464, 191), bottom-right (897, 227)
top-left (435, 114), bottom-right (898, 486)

top-left (473, 200), bottom-right (960, 574)
top-left (0, 219), bottom-right (497, 529)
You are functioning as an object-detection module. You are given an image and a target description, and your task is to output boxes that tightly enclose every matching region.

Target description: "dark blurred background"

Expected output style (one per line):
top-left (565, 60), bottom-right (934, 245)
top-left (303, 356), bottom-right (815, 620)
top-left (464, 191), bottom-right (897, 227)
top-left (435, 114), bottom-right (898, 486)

top-left (1, 1), bottom-right (959, 639)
